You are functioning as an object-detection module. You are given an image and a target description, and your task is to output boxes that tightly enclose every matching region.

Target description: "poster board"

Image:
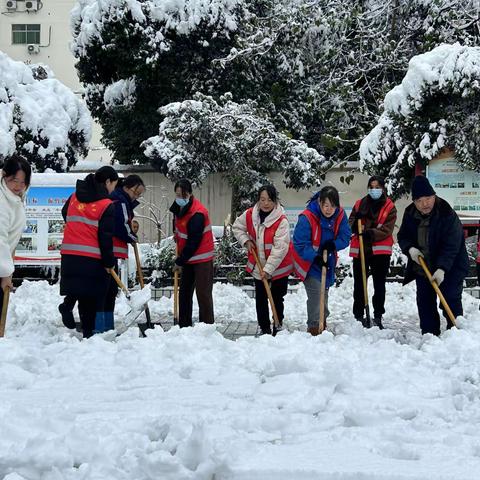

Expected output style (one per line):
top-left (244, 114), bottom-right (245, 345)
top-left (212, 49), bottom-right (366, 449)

top-left (426, 153), bottom-right (480, 222)
top-left (14, 174), bottom-right (84, 266)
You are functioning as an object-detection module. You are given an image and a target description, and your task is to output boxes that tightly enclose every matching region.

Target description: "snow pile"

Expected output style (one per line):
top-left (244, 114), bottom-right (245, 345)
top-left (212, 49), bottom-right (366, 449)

top-left (1, 279), bottom-right (480, 478)
top-left (359, 43), bottom-right (480, 195)
top-left (71, 0), bottom-right (243, 57)
top-left (0, 51), bottom-right (91, 162)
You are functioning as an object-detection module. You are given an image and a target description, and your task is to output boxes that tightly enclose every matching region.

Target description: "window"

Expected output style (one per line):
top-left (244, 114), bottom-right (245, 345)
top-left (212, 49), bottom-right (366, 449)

top-left (12, 24), bottom-right (41, 44)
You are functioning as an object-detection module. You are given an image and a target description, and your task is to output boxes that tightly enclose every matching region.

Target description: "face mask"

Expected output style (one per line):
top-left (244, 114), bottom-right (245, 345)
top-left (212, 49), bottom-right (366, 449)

top-left (368, 188), bottom-right (383, 200)
top-left (175, 198), bottom-right (189, 207)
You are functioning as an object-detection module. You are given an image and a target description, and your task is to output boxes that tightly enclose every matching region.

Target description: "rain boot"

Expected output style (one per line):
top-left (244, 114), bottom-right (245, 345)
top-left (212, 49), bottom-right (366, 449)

top-left (104, 311), bottom-right (114, 331)
top-left (94, 312), bottom-right (106, 334)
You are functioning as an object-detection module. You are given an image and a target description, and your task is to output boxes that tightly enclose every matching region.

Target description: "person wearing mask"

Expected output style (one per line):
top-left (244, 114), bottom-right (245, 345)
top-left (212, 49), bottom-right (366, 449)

top-left (293, 186), bottom-right (351, 335)
top-left (232, 185), bottom-right (293, 335)
top-left (102, 175), bottom-right (145, 331)
top-left (348, 175), bottom-right (397, 329)
top-left (59, 166), bottom-right (118, 338)
top-left (398, 175), bottom-right (469, 335)
top-left (170, 179), bottom-right (215, 327)
top-left (0, 155), bottom-right (31, 308)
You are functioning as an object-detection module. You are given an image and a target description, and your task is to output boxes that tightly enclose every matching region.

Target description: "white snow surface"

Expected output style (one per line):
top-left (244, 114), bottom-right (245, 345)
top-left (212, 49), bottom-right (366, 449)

top-left (0, 51), bottom-right (92, 159)
top-left (1, 274), bottom-right (480, 479)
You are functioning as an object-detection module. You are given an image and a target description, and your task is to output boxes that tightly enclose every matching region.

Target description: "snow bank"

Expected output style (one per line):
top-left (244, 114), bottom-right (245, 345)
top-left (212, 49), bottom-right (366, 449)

top-left (1, 279), bottom-right (479, 478)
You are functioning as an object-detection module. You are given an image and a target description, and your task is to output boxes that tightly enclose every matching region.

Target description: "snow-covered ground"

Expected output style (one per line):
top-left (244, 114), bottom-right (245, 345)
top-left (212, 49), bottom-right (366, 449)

top-left (1, 275), bottom-right (480, 480)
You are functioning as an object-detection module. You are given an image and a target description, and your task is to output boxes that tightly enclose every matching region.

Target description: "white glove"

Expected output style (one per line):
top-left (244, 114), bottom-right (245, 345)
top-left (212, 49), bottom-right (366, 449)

top-left (408, 247), bottom-right (422, 265)
top-left (431, 269), bottom-right (445, 286)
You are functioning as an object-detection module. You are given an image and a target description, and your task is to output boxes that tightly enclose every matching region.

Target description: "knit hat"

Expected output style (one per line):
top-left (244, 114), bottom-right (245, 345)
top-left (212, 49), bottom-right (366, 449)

top-left (411, 175), bottom-right (435, 200)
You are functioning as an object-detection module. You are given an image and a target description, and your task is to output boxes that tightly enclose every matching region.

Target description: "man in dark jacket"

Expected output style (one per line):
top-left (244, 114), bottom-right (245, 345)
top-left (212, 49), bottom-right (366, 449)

top-left (398, 175), bottom-right (469, 335)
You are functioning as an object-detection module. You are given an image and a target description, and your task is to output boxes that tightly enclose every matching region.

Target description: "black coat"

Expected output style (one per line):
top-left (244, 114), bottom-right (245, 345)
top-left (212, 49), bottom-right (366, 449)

top-left (60, 174), bottom-right (115, 298)
top-left (398, 197), bottom-right (469, 285)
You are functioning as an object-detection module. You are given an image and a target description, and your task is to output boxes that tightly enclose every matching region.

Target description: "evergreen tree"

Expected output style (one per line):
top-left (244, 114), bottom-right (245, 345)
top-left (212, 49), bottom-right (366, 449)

top-left (360, 44), bottom-right (480, 199)
top-left (0, 52), bottom-right (91, 171)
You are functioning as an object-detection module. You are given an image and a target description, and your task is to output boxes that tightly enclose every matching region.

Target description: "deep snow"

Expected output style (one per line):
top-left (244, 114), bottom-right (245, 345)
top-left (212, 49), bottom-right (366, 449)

top-left (1, 273), bottom-right (479, 479)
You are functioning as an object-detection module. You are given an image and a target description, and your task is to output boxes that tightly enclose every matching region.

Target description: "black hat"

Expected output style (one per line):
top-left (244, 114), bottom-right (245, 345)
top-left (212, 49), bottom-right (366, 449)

top-left (411, 175), bottom-right (435, 200)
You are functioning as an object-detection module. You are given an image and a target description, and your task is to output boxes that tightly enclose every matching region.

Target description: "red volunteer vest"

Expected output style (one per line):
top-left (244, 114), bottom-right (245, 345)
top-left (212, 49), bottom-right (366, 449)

top-left (61, 193), bottom-right (112, 259)
top-left (244, 207), bottom-right (293, 280)
top-left (175, 197), bottom-right (215, 264)
top-left (293, 208), bottom-right (344, 281)
top-left (349, 198), bottom-right (395, 258)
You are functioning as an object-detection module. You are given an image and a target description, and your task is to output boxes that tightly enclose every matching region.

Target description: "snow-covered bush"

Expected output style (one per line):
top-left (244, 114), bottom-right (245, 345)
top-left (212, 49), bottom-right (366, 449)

top-left (0, 51), bottom-right (91, 171)
top-left (360, 44), bottom-right (480, 198)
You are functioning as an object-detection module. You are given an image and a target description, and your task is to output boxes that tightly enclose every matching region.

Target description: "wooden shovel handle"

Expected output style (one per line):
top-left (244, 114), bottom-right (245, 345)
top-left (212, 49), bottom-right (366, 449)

top-left (418, 256), bottom-right (456, 327)
top-left (110, 270), bottom-right (130, 299)
top-left (319, 250), bottom-right (328, 333)
top-left (0, 286), bottom-right (11, 338)
top-left (251, 248), bottom-right (280, 329)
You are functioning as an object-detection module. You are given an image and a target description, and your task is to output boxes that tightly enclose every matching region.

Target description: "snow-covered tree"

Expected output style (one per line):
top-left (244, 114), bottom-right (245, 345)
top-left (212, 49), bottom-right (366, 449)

top-left (71, 0), bottom-right (480, 187)
top-left (0, 51), bottom-right (91, 171)
top-left (143, 93), bottom-right (327, 208)
top-left (360, 44), bottom-right (480, 199)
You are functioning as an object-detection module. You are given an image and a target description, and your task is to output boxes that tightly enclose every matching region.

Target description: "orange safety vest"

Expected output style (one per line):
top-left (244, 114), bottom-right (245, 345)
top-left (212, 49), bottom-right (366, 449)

top-left (244, 207), bottom-right (293, 280)
top-left (61, 193), bottom-right (112, 260)
top-left (175, 197), bottom-right (215, 264)
top-left (293, 208), bottom-right (344, 281)
top-left (349, 198), bottom-right (395, 258)
top-left (113, 237), bottom-right (129, 259)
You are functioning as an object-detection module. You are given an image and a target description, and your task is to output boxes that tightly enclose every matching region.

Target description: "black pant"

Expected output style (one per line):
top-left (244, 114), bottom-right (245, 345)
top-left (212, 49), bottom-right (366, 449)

top-left (104, 259), bottom-right (119, 313)
top-left (77, 296), bottom-right (104, 338)
top-left (179, 261), bottom-right (214, 327)
top-left (353, 255), bottom-right (390, 319)
top-left (415, 274), bottom-right (463, 335)
top-left (254, 276), bottom-right (289, 334)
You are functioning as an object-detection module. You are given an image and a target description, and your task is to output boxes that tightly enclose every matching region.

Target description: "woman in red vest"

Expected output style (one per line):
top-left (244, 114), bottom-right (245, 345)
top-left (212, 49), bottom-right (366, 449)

top-left (59, 166), bottom-right (119, 338)
top-left (103, 175), bottom-right (145, 331)
top-left (170, 178), bottom-right (215, 327)
top-left (348, 175), bottom-right (397, 329)
top-left (233, 185), bottom-right (293, 335)
top-left (293, 186), bottom-right (351, 335)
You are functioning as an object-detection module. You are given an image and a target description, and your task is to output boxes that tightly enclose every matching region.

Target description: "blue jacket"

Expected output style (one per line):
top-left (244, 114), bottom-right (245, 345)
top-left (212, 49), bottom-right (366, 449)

top-left (293, 193), bottom-right (351, 287)
top-left (110, 188), bottom-right (138, 244)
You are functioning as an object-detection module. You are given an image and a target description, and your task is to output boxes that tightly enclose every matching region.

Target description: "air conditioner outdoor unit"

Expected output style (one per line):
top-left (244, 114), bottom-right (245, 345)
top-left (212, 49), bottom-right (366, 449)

top-left (25, 0), bottom-right (38, 11)
top-left (6, 0), bottom-right (17, 10)
top-left (27, 44), bottom-right (40, 54)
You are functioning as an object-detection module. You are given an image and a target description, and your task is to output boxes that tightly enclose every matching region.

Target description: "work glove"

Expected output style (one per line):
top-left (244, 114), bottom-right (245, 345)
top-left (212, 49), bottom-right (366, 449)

top-left (408, 247), bottom-right (422, 265)
top-left (314, 254), bottom-right (328, 269)
top-left (323, 240), bottom-right (336, 253)
top-left (431, 269), bottom-right (445, 286)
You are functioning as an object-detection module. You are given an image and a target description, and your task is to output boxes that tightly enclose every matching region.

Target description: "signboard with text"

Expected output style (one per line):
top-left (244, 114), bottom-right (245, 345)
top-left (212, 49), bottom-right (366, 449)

top-left (15, 186), bottom-right (74, 266)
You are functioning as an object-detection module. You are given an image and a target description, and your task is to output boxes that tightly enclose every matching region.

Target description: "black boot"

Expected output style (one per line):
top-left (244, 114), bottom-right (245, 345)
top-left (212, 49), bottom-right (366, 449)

top-left (373, 317), bottom-right (384, 330)
top-left (58, 302), bottom-right (76, 329)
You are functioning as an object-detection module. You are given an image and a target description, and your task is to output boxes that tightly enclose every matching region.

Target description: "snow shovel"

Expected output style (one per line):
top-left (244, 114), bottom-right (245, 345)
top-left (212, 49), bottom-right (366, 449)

top-left (0, 286), bottom-right (10, 338)
top-left (133, 242), bottom-right (154, 332)
top-left (319, 250), bottom-right (328, 333)
top-left (251, 248), bottom-right (280, 333)
top-left (418, 256), bottom-right (457, 327)
top-left (110, 269), bottom-right (151, 330)
top-left (358, 219), bottom-right (371, 328)
top-left (173, 243), bottom-right (179, 326)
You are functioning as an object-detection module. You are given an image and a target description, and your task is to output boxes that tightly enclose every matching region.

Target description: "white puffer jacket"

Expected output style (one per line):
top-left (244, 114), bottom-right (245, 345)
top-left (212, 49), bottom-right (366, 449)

top-left (0, 178), bottom-right (26, 277)
top-left (233, 203), bottom-right (291, 280)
